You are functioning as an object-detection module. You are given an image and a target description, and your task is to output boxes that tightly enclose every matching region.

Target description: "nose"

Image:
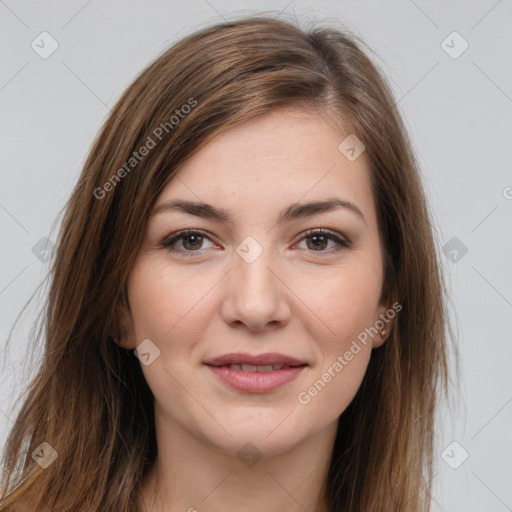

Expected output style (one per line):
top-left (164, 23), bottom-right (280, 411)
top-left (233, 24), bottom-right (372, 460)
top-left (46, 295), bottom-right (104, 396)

top-left (219, 245), bottom-right (291, 332)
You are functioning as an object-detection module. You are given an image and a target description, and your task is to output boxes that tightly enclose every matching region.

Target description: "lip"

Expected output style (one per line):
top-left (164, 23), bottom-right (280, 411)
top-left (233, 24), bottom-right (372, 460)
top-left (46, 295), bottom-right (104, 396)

top-left (204, 352), bottom-right (307, 367)
top-left (206, 365), bottom-right (306, 393)
top-left (203, 352), bottom-right (308, 393)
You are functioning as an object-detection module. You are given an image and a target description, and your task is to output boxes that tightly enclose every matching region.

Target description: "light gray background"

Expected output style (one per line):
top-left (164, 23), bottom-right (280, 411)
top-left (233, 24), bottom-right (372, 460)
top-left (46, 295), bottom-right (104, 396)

top-left (1, 1), bottom-right (511, 510)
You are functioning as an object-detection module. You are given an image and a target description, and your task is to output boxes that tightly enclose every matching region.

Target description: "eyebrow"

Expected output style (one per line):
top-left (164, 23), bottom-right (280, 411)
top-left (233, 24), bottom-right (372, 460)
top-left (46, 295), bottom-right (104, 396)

top-left (152, 198), bottom-right (366, 225)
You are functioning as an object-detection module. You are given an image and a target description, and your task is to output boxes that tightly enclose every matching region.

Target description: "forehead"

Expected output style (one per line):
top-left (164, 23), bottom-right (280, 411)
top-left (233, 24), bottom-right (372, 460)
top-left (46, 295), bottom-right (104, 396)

top-left (155, 107), bottom-right (376, 226)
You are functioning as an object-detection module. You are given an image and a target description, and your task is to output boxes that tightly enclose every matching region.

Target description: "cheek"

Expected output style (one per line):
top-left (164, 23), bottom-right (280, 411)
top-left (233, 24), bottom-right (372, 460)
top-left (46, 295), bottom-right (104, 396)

top-left (292, 260), bottom-right (381, 417)
top-left (126, 260), bottom-right (222, 438)
top-left (298, 346), bottom-right (371, 429)
top-left (295, 303), bottom-right (375, 426)
top-left (126, 257), bottom-right (216, 345)
top-left (299, 259), bottom-right (383, 350)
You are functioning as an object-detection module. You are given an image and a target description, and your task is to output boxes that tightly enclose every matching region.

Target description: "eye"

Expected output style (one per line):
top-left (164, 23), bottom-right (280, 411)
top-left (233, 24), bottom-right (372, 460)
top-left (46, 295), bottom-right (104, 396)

top-left (296, 229), bottom-right (350, 253)
top-left (160, 230), bottom-right (217, 256)
top-left (160, 228), bottom-right (350, 258)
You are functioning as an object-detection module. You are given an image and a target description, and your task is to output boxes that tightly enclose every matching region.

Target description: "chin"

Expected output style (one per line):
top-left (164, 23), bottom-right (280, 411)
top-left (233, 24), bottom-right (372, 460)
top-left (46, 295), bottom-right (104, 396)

top-left (205, 409), bottom-right (312, 458)
top-left (217, 431), bottom-right (303, 461)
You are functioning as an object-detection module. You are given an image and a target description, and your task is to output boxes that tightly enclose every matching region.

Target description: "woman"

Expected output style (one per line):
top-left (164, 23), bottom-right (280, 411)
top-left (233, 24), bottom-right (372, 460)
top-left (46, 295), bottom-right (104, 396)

top-left (0, 14), bottom-right (451, 512)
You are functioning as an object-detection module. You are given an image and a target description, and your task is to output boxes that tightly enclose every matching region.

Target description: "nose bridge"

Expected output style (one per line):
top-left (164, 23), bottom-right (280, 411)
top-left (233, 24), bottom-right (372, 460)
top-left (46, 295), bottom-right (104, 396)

top-left (221, 235), bottom-right (290, 329)
top-left (234, 237), bottom-right (278, 304)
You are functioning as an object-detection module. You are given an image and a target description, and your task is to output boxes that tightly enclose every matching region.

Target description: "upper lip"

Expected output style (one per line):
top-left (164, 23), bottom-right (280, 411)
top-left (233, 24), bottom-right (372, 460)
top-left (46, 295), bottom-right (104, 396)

top-left (204, 352), bottom-right (308, 367)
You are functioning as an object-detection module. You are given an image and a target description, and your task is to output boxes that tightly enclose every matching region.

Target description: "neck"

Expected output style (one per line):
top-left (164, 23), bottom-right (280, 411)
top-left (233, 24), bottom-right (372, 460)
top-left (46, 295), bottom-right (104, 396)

top-left (141, 407), bottom-right (337, 512)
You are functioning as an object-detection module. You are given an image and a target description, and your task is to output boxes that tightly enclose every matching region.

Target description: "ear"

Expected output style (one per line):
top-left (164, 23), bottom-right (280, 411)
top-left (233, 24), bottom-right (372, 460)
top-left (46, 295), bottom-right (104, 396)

top-left (372, 302), bottom-right (394, 349)
top-left (112, 300), bottom-right (137, 350)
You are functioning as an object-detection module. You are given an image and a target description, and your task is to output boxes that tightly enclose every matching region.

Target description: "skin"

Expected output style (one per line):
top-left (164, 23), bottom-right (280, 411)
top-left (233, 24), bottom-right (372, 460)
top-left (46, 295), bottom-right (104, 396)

top-left (118, 107), bottom-right (391, 512)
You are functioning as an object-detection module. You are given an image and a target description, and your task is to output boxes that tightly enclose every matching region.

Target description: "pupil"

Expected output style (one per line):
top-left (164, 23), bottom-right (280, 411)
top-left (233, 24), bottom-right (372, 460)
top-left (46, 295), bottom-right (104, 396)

top-left (308, 235), bottom-right (327, 250)
top-left (184, 234), bottom-right (201, 250)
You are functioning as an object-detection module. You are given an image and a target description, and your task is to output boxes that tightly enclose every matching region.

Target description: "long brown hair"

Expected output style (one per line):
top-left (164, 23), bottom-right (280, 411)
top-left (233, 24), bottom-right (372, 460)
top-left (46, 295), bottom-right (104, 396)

top-left (0, 14), bottom-right (452, 511)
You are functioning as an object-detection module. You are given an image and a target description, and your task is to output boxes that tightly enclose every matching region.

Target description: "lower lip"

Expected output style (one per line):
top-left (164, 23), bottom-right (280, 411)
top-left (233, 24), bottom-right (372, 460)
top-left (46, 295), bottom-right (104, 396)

top-left (205, 365), bottom-right (306, 393)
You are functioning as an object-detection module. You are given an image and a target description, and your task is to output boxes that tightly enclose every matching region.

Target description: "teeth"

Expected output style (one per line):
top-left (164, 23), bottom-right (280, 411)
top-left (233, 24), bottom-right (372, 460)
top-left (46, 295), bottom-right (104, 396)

top-left (223, 363), bottom-right (291, 372)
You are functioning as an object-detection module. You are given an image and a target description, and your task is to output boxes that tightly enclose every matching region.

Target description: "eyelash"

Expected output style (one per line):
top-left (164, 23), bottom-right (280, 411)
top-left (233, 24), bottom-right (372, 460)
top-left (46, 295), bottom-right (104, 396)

top-left (160, 229), bottom-right (351, 257)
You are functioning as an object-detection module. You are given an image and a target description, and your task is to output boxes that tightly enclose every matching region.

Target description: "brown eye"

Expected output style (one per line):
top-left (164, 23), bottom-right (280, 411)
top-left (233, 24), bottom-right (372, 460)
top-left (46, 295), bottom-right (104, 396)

top-left (181, 233), bottom-right (203, 250)
top-left (298, 229), bottom-right (350, 253)
top-left (161, 230), bottom-right (216, 256)
top-left (306, 234), bottom-right (329, 251)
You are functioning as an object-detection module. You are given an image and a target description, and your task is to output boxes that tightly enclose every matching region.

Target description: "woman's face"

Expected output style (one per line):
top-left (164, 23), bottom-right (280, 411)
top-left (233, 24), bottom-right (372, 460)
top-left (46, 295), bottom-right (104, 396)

top-left (120, 107), bottom-right (389, 457)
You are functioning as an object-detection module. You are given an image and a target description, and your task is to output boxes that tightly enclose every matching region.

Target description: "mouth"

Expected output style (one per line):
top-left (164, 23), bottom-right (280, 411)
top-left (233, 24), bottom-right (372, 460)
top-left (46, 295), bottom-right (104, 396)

top-left (204, 352), bottom-right (308, 368)
top-left (208, 363), bottom-right (305, 372)
top-left (203, 353), bottom-right (308, 393)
